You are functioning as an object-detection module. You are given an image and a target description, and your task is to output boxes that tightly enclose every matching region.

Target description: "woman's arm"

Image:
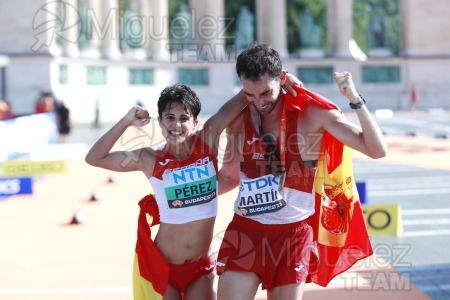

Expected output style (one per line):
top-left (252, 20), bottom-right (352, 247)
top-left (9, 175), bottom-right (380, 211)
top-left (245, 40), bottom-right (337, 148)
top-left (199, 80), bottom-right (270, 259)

top-left (85, 105), bottom-right (152, 173)
top-left (218, 117), bottom-right (242, 195)
top-left (200, 90), bottom-right (250, 152)
top-left (201, 72), bottom-right (304, 152)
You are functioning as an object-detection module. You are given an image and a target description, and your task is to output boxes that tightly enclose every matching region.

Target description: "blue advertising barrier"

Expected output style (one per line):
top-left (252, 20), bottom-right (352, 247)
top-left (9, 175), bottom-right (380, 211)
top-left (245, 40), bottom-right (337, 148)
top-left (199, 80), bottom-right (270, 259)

top-left (0, 177), bottom-right (33, 197)
top-left (356, 181), bottom-right (367, 204)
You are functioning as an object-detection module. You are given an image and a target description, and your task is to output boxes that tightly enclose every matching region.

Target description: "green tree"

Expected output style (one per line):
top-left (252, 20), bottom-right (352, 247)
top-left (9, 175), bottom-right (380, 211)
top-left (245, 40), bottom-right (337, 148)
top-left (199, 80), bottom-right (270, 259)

top-left (224, 0), bottom-right (256, 48)
top-left (286, 0), bottom-right (327, 55)
top-left (353, 0), bottom-right (400, 56)
top-left (167, 0), bottom-right (400, 57)
top-left (168, 0), bottom-right (190, 50)
top-left (223, 0), bottom-right (327, 54)
top-left (169, 0), bottom-right (189, 19)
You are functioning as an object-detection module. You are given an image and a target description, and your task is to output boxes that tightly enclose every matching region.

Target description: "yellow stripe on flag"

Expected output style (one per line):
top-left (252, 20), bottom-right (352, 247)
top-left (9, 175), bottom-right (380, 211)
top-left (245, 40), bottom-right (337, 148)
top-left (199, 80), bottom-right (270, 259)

top-left (133, 253), bottom-right (164, 300)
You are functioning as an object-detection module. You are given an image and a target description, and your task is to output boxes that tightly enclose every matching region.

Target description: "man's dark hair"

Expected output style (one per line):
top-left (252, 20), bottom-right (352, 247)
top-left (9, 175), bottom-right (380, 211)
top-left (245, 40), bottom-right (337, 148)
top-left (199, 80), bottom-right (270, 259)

top-left (157, 83), bottom-right (201, 120)
top-left (39, 91), bottom-right (54, 99)
top-left (236, 42), bottom-right (283, 81)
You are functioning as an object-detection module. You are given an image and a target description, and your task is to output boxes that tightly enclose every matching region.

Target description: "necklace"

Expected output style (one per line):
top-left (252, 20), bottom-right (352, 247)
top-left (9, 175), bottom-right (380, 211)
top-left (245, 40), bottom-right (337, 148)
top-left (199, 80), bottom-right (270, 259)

top-left (257, 103), bottom-right (286, 189)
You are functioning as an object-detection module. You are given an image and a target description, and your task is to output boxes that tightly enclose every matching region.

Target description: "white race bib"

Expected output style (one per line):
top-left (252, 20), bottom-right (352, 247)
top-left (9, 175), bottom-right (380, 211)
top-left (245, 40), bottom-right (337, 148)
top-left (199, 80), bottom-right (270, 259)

top-left (162, 161), bottom-right (217, 209)
top-left (237, 174), bottom-right (286, 216)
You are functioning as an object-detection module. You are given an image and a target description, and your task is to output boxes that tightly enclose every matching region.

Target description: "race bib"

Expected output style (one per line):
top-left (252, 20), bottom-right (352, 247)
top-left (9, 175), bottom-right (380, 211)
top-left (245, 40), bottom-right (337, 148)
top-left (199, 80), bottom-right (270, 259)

top-left (162, 161), bottom-right (217, 208)
top-left (237, 174), bottom-right (286, 216)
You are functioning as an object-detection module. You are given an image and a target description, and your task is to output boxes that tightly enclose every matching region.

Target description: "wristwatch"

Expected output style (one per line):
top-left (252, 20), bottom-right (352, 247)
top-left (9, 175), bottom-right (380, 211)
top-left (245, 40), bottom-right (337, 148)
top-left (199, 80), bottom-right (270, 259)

top-left (349, 95), bottom-right (366, 109)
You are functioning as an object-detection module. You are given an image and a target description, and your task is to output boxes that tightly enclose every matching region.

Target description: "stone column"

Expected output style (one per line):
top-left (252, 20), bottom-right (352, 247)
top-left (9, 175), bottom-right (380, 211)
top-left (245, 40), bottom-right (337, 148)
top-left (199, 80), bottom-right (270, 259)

top-left (119, 0), bottom-right (147, 60)
top-left (144, 0), bottom-right (170, 60)
top-left (256, 0), bottom-right (288, 57)
top-left (0, 55), bottom-right (8, 100)
top-left (60, 0), bottom-right (80, 57)
top-left (40, 0), bottom-right (63, 56)
top-left (399, 0), bottom-right (450, 57)
top-left (100, 0), bottom-right (121, 60)
top-left (399, 0), bottom-right (410, 56)
top-left (327, 0), bottom-right (353, 58)
top-left (189, 0), bottom-right (226, 60)
top-left (79, 0), bottom-right (102, 59)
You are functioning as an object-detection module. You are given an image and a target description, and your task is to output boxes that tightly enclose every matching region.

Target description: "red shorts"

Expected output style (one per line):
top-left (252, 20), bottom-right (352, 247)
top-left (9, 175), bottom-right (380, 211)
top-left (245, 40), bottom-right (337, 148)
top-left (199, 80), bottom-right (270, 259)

top-left (168, 254), bottom-right (216, 292)
top-left (217, 214), bottom-right (318, 290)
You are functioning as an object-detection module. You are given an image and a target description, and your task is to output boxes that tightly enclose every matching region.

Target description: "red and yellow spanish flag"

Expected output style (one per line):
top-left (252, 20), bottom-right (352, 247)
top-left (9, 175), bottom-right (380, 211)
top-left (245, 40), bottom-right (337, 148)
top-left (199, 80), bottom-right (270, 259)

top-left (133, 194), bottom-right (169, 299)
top-left (285, 86), bottom-right (373, 287)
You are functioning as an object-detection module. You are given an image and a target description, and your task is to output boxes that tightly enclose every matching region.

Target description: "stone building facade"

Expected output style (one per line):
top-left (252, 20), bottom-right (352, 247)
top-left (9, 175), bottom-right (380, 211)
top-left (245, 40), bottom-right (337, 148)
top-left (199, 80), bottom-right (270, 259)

top-left (0, 0), bottom-right (449, 123)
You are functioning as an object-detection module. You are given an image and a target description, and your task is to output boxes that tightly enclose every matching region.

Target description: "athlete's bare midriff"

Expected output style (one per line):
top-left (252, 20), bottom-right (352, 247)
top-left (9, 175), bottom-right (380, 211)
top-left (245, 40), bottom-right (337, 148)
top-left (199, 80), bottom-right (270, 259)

top-left (155, 217), bottom-right (216, 264)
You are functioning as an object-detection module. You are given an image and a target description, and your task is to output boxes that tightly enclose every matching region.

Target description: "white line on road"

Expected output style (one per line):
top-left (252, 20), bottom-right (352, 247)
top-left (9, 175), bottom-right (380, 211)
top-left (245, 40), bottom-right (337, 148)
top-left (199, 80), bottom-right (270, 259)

top-left (369, 181), bottom-right (450, 190)
top-left (365, 176), bottom-right (450, 185)
top-left (0, 287), bottom-right (132, 295)
top-left (403, 219), bottom-right (450, 225)
top-left (402, 208), bottom-right (450, 215)
top-left (403, 229), bottom-right (450, 237)
top-left (353, 166), bottom-right (430, 174)
top-left (369, 187), bottom-right (450, 196)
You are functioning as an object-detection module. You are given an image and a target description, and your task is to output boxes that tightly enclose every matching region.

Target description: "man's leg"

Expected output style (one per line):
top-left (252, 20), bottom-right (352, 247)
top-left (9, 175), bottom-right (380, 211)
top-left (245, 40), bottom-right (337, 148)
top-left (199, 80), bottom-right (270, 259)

top-left (267, 282), bottom-right (306, 300)
top-left (217, 271), bottom-right (260, 300)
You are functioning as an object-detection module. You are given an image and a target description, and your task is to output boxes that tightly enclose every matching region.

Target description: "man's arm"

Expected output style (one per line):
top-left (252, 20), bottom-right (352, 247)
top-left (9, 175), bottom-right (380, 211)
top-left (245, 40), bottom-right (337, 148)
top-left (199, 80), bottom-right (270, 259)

top-left (323, 72), bottom-right (387, 159)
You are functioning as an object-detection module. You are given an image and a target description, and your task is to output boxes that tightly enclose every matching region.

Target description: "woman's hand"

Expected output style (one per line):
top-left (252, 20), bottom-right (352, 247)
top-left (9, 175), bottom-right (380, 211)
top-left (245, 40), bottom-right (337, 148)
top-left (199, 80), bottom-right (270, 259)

top-left (281, 71), bottom-right (304, 97)
top-left (124, 105), bottom-right (151, 127)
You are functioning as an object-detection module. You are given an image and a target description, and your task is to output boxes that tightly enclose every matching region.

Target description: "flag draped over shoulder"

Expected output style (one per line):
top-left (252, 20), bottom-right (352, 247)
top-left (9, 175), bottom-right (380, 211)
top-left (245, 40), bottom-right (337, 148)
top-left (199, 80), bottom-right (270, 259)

top-left (133, 194), bottom-right (169, 300)
top-left (285, 86), bottom-right (373, 287)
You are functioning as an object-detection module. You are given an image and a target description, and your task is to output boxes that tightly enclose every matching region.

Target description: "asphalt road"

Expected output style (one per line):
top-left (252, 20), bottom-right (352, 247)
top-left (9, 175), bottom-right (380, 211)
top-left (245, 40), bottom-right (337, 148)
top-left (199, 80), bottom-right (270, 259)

top-left (1, 109), bottom-right (449, 299)
top-left (350, 109), bottom-right (450, 299)
top-left (70, 108), bottom-right (450, 299)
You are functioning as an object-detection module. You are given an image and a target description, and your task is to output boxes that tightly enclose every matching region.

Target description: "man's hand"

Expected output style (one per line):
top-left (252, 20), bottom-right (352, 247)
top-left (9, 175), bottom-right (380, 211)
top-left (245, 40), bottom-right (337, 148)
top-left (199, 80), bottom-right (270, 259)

top-left (333, 71), bottom-right (360, 103)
